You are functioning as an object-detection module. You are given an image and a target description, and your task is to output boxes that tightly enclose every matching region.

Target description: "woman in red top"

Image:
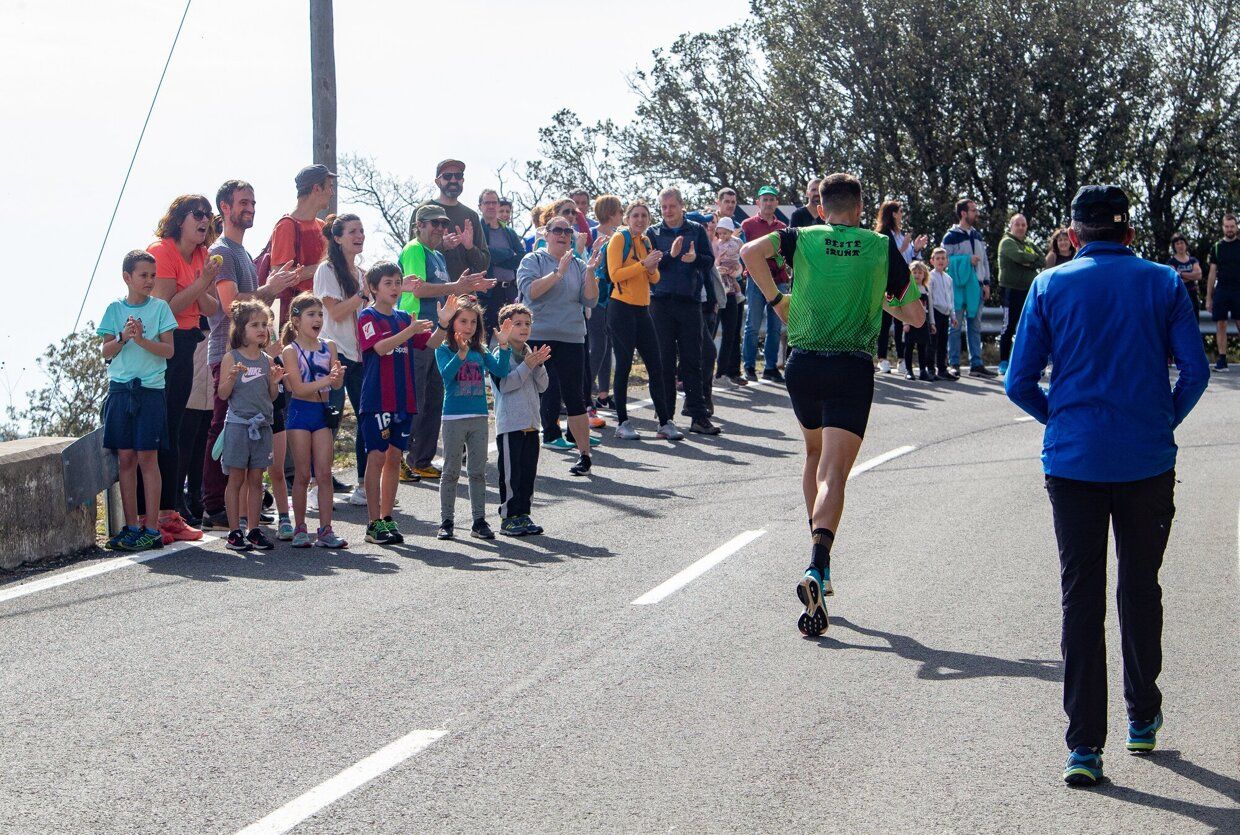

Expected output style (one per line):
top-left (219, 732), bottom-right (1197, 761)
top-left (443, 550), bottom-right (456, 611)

top-left (146, 194), bottom-right (220, 542)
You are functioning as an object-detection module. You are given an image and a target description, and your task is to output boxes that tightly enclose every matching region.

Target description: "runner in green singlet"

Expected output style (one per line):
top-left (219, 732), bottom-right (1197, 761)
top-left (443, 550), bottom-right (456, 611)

top-left (741, 173), bottom-right (924, 636)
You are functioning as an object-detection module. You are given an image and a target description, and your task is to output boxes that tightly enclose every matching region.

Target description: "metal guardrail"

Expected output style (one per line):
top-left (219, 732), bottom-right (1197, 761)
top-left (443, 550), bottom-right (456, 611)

top-left (974, 307), bottom-right (1216, 335)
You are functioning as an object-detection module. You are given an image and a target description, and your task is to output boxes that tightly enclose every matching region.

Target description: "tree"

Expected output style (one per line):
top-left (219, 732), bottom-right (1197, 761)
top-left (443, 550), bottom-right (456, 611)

top-left (9, 325), bottom-right (109, 439)
top-left (336, 153), bottom-right (429, 253)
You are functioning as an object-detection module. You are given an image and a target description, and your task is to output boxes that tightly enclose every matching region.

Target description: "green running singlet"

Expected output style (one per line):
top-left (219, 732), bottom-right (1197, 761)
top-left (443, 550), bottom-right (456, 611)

top-left (767, 225), bottom-right (920, 354)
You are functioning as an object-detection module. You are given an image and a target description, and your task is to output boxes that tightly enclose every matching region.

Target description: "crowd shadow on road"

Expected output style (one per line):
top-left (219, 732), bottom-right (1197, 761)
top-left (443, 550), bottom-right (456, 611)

top-left (816, 616), bottom-right (1063, 682)
top-left (1095, 751), bottom-right (1239, 832)
top-left (388, 534), bottom-right (617, 573)
top-left (144, 547), bottom-right (401, 584)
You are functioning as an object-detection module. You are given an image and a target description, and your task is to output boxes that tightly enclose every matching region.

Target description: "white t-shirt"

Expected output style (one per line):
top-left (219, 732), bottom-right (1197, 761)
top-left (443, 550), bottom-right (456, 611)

top-left (313, 262), bottom-right (361, 362)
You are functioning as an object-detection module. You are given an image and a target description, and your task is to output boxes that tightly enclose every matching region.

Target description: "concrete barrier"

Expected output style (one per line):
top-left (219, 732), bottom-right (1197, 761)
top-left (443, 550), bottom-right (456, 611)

top-left (0, 437), bottom-right (98, 571)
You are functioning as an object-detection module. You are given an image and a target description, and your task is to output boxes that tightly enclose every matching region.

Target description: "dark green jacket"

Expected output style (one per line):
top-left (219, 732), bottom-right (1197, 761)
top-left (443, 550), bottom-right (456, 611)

top-left (997, 234), bottom-right (1043, 291)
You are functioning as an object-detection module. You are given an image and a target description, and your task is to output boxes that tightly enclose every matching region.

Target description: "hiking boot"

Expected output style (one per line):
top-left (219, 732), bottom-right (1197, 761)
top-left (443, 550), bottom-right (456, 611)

top-left (690, 417), bottom-right (722, 435)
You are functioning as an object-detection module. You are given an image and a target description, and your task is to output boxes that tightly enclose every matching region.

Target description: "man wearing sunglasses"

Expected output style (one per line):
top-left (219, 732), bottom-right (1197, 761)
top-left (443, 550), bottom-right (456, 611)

top-left (416, 159), bottom-right (490, 285)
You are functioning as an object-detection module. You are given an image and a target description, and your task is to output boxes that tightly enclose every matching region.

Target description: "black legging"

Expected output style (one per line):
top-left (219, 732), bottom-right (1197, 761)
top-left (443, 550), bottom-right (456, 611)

top-left (179, 407), bottom-right (211, 514)
top-left (1000, 287), bottom-right (1028, 362)
top-left (877, 310), bottom-right (905, 361)
top-left (607, 298), bottom-right (672, 425)
top-left (138, 328), bottom-right (201, 515)
top-left (716, 293), bottom-right (742, 378)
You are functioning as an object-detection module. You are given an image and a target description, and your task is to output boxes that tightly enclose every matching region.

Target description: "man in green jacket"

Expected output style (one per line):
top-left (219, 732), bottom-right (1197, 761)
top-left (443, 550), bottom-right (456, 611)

top-left (997, 213), bottom-right (1044, 375)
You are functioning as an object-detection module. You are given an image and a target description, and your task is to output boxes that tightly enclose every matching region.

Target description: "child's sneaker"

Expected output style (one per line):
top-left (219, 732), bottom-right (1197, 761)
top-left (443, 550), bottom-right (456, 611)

top-left (519, 515), bottom-right (544, 535)
top-left (348, 486), bottom-right (368, 506)
top-left (383, 516), bottom-right (404, 544)
top-left (276, 516), bottom-right (294, 541)
top-left (247, 527), bottom-right (275, 550)
top-left (366, 520), bottom-right (393, 545)
top-left (1126, 712), bottom-right (1163, 754)
top-left (290, 523), bottom-right (312, 548)
top-left (500, 516), bottom-right (527, 537)
top-left (1063, 747), bottom-right (1104, 786)
top-left (130, 527), bottom-right (165, 551)
top-left (106, 525), bottom-right (136, 550)
top-left (314, 526), bottom-right (347, 548)
top-left (226, 529), bottom-right (252, 551)
top-left (399, 461), bottom-right (420, 482)
top-left (471, 518), bottom-right (496, 540)
top-left (158, 511), bottom-right (203, 542)
top-left (437, 520), bottom-right (454, 540)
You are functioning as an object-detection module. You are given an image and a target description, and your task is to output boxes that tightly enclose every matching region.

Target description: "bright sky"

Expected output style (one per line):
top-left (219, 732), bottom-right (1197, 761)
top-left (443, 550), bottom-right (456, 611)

top-left (0, 0), bottom-right (749, 409)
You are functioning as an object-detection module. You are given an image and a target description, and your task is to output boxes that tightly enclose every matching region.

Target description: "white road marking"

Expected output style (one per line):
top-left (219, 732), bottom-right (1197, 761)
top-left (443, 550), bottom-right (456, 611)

top-left (0, 535), bottom-right (218, 605)
top-left (848, 445), bottom-right (916, 479)
top-left (632, 529), bottom-right (766, 605)
top-left (1014, 416), bottom-right (1036, 422)
top-left (235, 729), bottom-right (448, 835)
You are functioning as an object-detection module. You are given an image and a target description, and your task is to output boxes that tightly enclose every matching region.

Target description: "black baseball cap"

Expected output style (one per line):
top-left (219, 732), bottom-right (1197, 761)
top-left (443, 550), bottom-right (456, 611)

top-left (1071, 185), bottom-right (1130, 225)
top-left (295, 164), bottom-right (336, 191)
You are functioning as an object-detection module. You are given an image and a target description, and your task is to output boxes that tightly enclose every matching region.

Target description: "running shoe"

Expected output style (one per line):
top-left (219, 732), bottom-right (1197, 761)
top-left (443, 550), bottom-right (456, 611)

top-left (366, 520), bottom-right (393, 545)
top-left (878, 359), bottom-right (892, 373)
top-left (656, 422), bottom-right (685, 441)
top-left (896, 360), bottom-right (907, 375)
top-left (159, 511), bottom-right (203, 542)
top-left (569, 454), bottom-right (592, 476)
top-left (743, 367), bottom-right (758, 382)
top-left (276, 517), bottom-right (294, 541)
top-left (543, 437), bottom-right (575, 451)
top-left (331, 475), bottom-right (352, 493)
top-left (970, 365), bottom-right (997, 378)
top-left (690, 418), bottom-right (722, 435)
top-left (399, 461), bottom-right (420, 483)
top-left (762, 368), bottom-right (785, 383)
top-left (226, 529), bottom-right (252, 551)
top-left (437, 520), bottom-right (454, 540)
top-left (998, 360), bottom-right (1010, 376)
top-left (383, 516), bottom-right (405, 544)
top-left (315, 526), bottom-right (347, 548)
top-left (348, 486), bottom-right (368, 506)
top-left (1126, 712), bottom-right (1163, 754)
top-left (260, 509), bottom-right (276, 525)
top-left (122, 527), bottom-right (164, 551)
top-left (587, 433), bottom-right (602, 446)
top-left (588, 409), bottom-right (606, 429)
top-left (1214, 356), bottom-right (1229, 372)
top-left (290, 523), bottom-right (312, 548)
top-left (471, 519), bottom-right (496, 540)
top-left (519, 515), bottom-right (544, 535)
top-left (246, 527), bottom-right (275, 550)
top-left (592, 395), bottom-right (614, 411)
top-left (614, 420), bottom-right (640, 440)
top-left (500, 516), bottom-right (528, 537)
top-left (106, 526), bottom-right (136, 550)
top-left (728, 374), bottom-right (749, 387)
top-left (905, 371), bottom-right (916, 380)
top-left (412, 465), bottom-right (442, 479)
top-left (1063, 747), bottom-right (1104, 786)
top-left (199, 510), bottom-right (230, 531)
top-left (919, 370), bottom-right (934, 381)
top-left (796, 567), bottom-right (829, 636)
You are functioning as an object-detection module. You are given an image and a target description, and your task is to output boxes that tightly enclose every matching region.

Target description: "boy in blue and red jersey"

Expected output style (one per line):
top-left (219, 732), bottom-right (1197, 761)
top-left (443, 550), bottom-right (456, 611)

top-left (356, 262), bottom-right (453, 544)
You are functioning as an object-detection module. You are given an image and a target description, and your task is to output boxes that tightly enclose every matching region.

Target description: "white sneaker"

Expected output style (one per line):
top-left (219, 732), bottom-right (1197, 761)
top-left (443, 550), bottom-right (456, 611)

top-left (897, 360), bottom-right (908, 374)
top-left (614, 420), bottom-right (640, 440)
top-left (878, 359), bottom-right (892, 373)
top-left (307, 484), bottom-right (329, 513)
top-left (348, 486), bottom-right (367, 506)
top-left (656, 422), bottom-right (685, 441)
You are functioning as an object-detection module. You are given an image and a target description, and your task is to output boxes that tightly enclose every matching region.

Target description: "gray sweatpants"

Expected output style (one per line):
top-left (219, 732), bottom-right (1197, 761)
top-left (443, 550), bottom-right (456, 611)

top-left (407, 345), bottom-right (444, 469)
top-left (439, 416), bottom-right (489, 522)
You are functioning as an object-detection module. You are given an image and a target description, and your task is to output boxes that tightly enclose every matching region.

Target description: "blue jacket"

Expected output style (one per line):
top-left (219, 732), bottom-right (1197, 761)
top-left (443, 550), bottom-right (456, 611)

top-left (647, 218), bottom-right (715, 301)
top-left (1005, 241), bottom-right (1209, 481)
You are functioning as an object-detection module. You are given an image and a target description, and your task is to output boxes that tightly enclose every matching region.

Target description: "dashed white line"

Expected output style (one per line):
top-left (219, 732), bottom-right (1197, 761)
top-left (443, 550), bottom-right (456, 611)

top-left (235, 729), bottom-right (448, 835)
top-left (848, 445), bottom-right (916, 478)
top-left (0, 535), bottom-right (218, 605)
top-left (632, 529), bottom-right (767, 605)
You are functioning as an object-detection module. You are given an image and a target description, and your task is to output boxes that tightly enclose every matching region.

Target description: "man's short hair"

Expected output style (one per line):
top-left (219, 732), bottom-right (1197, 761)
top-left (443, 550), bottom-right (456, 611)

top-left (216, 179), bottom-right (253, 212)
top-left (1224, 212), bottom-right (1237, 223)
top-left (478, 188), bottom-right (499, 206)
top-left (1071, 220), bottom-right (1129, 244)
top-left (819, 173), bottom-right (862, 213)
top-left (568, 188), bottom-right (589, 200)
top-left (659, 187), bottom-right (683, 205)
top-left (717, 187), bottom-right (737, 201)
top-left (122, 249), bottom-right (155, 274)
top-left (955, 198), bottom-right (974, 219)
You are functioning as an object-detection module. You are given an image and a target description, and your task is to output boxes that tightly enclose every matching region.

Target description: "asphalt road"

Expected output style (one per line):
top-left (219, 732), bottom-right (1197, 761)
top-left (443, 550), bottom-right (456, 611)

top-left (2, 369), bottom-right (1237, 834)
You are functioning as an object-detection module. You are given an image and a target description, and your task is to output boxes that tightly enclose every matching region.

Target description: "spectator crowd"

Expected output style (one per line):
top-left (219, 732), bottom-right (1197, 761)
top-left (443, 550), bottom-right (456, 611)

top-left (94, 158), bottom-right (1239, 552)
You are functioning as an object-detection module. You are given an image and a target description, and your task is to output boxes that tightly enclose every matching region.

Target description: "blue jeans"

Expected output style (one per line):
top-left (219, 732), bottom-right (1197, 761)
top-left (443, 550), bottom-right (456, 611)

top-left (328, 355), bottom-right (365, 479)
top-left (742, 279), bottom-right (788, 371)
top-left (948, 311), bottom-right (984, 368)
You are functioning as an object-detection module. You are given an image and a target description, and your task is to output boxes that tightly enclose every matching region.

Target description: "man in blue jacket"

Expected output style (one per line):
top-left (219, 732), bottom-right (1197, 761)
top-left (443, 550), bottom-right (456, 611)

top-left (648, 187), bottom-right (720, 435)
top-left (1006, 185), bottom-right (1209, 788)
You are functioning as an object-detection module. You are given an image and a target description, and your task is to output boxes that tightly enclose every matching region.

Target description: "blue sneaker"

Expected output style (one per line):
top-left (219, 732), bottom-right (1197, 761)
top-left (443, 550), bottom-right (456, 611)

top-left (998, 360), bottom-right (1009, 376)
top-left (796, 567), bottom-right (829, 636)
top-left (1126, 712), bottom-right (1163, 754)
top-left (106, 525), bottom-right (138, 550)
top-left (542, 437), bottom-right (575, 451)
top-left (1063, 747), bottom-right (1104, 786)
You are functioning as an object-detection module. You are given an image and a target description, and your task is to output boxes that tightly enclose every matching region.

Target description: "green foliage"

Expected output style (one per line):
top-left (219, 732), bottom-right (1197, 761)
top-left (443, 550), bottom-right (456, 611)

top-left (9, 325), bottom-right (109, 439)
top-left (527, 0), bottom-right (1239, 260)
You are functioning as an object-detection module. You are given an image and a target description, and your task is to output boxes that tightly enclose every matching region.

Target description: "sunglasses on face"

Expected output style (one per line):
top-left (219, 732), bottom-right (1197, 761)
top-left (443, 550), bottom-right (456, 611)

top-left (428, 219), bottom-right (451, 228)
top-left (548, 226), bottom-right (574, 236)
top-left (188, 209), bottom-right (210, 221)
top-left (439, 172), bottom-right (464, 181)
top-left (560, 208), bottom-right (577, 217)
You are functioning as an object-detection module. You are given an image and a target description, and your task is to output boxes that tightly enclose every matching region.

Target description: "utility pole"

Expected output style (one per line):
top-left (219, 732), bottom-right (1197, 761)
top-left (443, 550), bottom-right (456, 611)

top-left (309, 0), bottom-right (337, 216)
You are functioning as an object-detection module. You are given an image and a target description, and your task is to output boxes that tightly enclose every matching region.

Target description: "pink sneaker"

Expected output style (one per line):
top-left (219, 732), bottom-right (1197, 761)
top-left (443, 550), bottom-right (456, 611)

top-left (158, 511), bottom-right (203, 542)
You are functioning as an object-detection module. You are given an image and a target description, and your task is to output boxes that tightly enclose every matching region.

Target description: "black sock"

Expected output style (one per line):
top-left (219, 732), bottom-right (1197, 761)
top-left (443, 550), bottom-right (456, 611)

top-left (808, 528), bottom-right (834, 573)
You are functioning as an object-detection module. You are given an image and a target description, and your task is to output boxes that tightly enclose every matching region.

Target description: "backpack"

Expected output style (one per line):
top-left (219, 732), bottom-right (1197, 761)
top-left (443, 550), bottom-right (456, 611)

top-left (596, 229), bottom-right (644, 301)
top-left (255, 215), bottom-right (302, 285)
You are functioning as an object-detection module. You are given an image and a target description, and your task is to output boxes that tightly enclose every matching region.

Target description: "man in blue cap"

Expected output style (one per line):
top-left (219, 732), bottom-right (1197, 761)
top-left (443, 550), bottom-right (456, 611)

top-left (1006, 185), bottom-right (1209, 787)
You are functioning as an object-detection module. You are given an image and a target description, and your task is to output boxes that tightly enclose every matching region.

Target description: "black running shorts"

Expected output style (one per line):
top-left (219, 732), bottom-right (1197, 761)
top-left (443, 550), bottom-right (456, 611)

top-left (784, 349), bottom-right (874, 438)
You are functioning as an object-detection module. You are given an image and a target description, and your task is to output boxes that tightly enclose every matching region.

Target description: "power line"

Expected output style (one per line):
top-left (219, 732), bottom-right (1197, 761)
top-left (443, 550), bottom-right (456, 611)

top-left (71, 0), bottom-right (194, 333)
